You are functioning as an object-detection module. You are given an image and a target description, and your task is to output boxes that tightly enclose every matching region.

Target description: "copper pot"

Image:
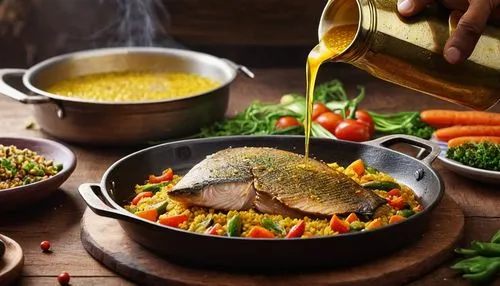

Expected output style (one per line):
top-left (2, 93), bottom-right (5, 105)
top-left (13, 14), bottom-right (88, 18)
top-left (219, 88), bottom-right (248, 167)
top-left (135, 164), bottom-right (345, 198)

top-left (0, 47), bottom-right (253, 145)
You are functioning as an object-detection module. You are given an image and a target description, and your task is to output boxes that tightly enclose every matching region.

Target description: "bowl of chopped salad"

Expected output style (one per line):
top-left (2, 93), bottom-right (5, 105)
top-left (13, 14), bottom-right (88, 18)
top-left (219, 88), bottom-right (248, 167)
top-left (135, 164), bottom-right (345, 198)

top-left (0, 137), bottom-right (76, 211)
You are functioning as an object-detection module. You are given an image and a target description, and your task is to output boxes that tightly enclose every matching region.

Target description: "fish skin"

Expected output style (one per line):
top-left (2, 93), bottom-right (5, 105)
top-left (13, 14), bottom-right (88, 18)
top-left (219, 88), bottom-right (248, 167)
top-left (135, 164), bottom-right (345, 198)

top-left (169, 147), bottom-right (386, 217)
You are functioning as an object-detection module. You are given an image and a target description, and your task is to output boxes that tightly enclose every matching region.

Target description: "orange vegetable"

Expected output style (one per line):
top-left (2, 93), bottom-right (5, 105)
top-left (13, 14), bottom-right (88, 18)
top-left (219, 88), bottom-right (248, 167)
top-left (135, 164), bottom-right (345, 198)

top-left (285, 220), bottom-right (306, 238)
top-left (387, 189), bottom-right (401, 197)
top-left (345, 213), bottom-right (359, 223)
top-left (136, 209), bottom-right (158, 222)
top-left (447, 136), bottom-right (500, 148)
top-left (366, 219), bottom-right (382, 230)
top-left (420, 110), bottom-right (500, 127)
top-left (149, 168), bottom-right (174, 184)
top-left (159, 214), bottom-right (188, 227)
top-left (388, 196), bottom-right (405, 210)
top-left (131, 191), bottom-right (153, 205)
top-left (389, 215), bottom-right (405, 224)
top-left (330, 215), bottom-right (350, 234)
top-left (347, 159), bottom-right (365, 176)
top-left (247, 226), bottom-right (275, 238)
top-left (434, 126), bottom-right (500, 142)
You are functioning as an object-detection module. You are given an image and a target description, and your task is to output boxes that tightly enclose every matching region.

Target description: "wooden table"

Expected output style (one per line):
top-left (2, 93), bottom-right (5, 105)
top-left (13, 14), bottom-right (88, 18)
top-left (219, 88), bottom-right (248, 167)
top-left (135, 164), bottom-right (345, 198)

top-left (1, 65), bottom-right (499, 286)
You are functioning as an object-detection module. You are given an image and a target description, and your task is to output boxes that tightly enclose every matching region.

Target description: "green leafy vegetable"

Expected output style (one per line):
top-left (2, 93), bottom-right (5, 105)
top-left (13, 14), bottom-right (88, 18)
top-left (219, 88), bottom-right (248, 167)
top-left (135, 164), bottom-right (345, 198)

top-left (446, 142), bottom-right (500, 172)
top-left (368, 111), bottom-right (435, 139)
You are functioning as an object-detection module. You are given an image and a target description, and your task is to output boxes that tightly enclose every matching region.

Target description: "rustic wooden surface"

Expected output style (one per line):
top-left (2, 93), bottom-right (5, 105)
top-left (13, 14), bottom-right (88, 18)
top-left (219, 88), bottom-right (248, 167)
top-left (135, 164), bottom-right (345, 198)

top-left (0, 65), bottom-right (500, 285)
top-left (80, 195), bottom-right (464, 286)
top-left (0, 234), bottom-right (24, 286)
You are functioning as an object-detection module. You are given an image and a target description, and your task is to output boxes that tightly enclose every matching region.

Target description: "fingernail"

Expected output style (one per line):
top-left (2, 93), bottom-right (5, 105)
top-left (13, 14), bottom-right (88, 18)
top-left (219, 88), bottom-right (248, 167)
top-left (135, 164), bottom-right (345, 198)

top-left (444, 47), bottom-right (461, 64)
top-left (397, 0), bottom-right (414, 13)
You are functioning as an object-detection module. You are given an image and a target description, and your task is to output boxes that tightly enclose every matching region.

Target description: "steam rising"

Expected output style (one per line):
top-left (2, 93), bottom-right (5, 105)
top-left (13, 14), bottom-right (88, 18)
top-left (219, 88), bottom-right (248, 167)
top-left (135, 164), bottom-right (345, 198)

top-left (93, 0), bottom-right (173, 47)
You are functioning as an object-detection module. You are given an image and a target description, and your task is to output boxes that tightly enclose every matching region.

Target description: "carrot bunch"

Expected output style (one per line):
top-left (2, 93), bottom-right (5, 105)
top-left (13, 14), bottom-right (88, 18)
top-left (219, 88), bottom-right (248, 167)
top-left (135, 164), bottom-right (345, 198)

top-left (420, 110), bottom-right (500, 147)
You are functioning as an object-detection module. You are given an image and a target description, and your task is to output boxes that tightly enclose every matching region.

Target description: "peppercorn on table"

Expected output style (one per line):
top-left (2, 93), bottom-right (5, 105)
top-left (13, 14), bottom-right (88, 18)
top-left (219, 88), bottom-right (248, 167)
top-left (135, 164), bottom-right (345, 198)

top-left (1, 66), bottom-right (499, 286)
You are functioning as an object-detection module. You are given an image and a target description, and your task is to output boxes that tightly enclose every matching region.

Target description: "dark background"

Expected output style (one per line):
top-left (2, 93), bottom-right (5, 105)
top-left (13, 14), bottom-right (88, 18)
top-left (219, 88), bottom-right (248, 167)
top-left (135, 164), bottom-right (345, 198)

top-left (0, 0), bottom-right (327, 68)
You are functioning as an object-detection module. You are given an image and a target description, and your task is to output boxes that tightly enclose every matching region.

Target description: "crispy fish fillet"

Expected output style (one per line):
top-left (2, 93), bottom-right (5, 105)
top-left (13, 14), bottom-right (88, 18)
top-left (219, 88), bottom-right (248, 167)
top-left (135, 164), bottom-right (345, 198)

top-left (169, 147), bottom-right (386, 217)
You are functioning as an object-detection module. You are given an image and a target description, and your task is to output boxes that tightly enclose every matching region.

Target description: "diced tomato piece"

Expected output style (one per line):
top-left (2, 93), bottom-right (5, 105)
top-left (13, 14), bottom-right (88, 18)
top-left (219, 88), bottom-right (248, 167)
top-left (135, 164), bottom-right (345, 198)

top-left (366, 219), bottom-right (382, 230)
top-left (387, 189), bottom-right (401, 197)
top-left (388, 196), bottom-right (405, 210)
top-left (247, 226), bottom-right (275, 238)
top-left (149, 168), bottom-right (174, 184)
top-left (131, 191), bottom-right (154, 205)
top-left (330, 215), bottom-right (350, 234)
top-left (135, 209), bottom-right (159, 222)
top-left (345, 213), bottom-right (359, 223)
top-left (159, 214), bottom-right (189, 228)
top-left (389, 215), bottom-right (405, 224)
top-left (205, 223), bottom-right (222, 235)
top-left (285, 220), bottom-right (305, 238)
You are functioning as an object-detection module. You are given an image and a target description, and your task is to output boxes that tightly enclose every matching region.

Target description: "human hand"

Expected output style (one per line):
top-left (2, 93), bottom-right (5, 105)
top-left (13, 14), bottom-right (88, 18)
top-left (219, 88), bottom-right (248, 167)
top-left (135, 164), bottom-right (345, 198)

top-left (397, 0), bottom-right (500, 64)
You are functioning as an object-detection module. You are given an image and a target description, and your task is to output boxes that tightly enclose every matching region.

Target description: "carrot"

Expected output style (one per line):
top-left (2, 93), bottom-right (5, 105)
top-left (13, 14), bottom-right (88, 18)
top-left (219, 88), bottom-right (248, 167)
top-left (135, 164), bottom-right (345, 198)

top-left (159, 214), bottom-right (189, 228)
top-left (434, 126), bottom-right (500, 142)
top-left (365, 218), bottom-right (382, 230)
top-left (330, 215), bottom-right (350, 234)
top-left (448, 136), bottom-right (500, 148)
top-left (389, 215), bottom-right (405, 224)
top-left (345, 213), bottom-right (359, 223)
top-left (421, 110), bottom-right (500, 127)
top-left (347, 159), bottom-right (365, 176)
top-left (247, 226), bottom-right (275, 238)
top-left (135, 209), bottom-right (158, 222)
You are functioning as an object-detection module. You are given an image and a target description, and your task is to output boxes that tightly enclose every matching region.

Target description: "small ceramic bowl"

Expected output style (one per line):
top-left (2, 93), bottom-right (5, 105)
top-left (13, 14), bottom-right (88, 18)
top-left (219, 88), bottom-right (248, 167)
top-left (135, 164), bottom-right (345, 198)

top-left (0, 137), bottom-right (76, 211)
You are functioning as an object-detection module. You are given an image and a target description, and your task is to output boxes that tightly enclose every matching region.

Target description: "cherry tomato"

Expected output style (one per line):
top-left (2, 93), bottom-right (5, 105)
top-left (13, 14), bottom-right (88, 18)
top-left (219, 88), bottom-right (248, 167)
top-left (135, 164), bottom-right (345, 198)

top-left (314, 112), bottom-right (344, 134)
top-left (275, 116), bottom-right (301, 129)
top-left (40, 240), bottom-right (51, 252)
top-left (334, 119), bottom-right (371, 142)
top-left (355, 109), bottom-right (375, 137)
top-left (57, 271), bottom-right (70, 285)
top-left (312, 102), bottom-right (330, 120)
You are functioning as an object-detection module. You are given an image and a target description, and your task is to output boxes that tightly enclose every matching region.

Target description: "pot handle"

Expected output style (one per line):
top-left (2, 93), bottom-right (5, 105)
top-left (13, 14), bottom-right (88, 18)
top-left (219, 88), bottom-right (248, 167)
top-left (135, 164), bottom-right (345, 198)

top-left (222, 59), bottom-right (255, 78)
top-left (0, 69), bottom-right (51, 104)
top-left (365, 135), bottom-right (440, 166)
top-left (78, 183), bottom-right (137, 223)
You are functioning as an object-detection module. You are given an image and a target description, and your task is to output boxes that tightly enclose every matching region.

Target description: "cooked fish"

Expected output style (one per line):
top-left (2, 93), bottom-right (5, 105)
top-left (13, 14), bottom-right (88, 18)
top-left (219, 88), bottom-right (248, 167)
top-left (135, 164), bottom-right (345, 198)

top-left (169, 147), bottom-right (386, 217)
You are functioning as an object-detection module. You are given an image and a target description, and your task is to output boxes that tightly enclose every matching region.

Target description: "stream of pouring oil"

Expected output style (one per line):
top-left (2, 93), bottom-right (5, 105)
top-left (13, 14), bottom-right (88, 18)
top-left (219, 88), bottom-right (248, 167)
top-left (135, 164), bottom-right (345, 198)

top-left (304, 24), bottom-right (357, 159)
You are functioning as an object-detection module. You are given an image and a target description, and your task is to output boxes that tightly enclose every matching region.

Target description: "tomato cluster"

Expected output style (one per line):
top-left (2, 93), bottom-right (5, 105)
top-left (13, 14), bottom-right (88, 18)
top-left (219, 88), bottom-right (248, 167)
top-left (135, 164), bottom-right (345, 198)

top-left (275, 102), bottom-right (375, 142)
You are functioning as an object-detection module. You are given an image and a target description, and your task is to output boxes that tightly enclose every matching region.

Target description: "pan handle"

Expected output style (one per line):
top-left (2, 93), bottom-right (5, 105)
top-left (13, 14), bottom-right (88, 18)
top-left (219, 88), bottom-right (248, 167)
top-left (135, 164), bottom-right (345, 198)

top-left (365, 135), bottom-right (440, 166)
top-left (222, 59), bottom-right (255, 79)
top-left (78, 183), bottom-right (137, 223)
top-left (0, 69), bottom-right (51, 104)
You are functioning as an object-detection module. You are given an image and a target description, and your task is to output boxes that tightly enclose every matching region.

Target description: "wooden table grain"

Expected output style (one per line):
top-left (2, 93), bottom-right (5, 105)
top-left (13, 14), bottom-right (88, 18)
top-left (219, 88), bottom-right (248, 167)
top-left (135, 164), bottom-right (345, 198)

top-left (1, 65), bottom-right (499, 286)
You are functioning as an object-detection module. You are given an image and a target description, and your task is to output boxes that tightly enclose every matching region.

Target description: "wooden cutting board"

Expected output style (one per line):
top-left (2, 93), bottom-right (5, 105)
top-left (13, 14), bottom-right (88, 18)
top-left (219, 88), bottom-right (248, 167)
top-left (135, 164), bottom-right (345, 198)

top-left (0, 234), bottom-right (24, 285)
top-left (81, 194), bottom-right (464, 286)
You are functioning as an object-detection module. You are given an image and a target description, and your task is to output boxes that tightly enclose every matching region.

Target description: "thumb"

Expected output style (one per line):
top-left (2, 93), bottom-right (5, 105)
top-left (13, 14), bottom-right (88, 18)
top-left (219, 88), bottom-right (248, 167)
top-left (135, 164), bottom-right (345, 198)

top-left (398, 0), bottom-right (434, 17)
top-left (444, 1), bottom-right (494, 64)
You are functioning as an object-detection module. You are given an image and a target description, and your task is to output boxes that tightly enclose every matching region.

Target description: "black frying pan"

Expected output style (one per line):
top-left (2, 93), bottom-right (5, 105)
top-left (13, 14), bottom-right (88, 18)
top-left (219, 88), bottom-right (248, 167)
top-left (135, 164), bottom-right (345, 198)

top-left (79, 135), bottom-right (444, 271)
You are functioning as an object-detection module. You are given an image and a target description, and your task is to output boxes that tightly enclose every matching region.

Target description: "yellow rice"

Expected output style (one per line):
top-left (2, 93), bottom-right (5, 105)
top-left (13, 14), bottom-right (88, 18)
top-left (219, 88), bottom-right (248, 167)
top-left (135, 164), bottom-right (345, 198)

top-left (47, 71), bottom-right (220, 102)
top-left (125, 160), bottom-right (422, 238)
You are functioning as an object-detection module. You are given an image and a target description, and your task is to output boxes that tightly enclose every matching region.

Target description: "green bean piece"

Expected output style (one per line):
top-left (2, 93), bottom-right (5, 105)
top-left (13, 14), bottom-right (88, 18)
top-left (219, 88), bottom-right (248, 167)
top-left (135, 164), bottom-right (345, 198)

top-left (365, 166), bottom-right (378, 174)
top-left (455, 248), bottom-right (479, 257)
top-left (463, 260), bottom-right (500, 284)
top-left (349, 221), bottom-right (365, 231)
top-left (471, 241), bottom-right (500, 257)
top-left (397, 209), bottom-right (415, 218)
top-left (227, 215), bottom-right (242, 237)
top-left (361, 181), bottom-right (400, 191)
top-left (261, 218), bottom-right (285, 235)
top-left (491, 230), bottom-right (500, 244)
